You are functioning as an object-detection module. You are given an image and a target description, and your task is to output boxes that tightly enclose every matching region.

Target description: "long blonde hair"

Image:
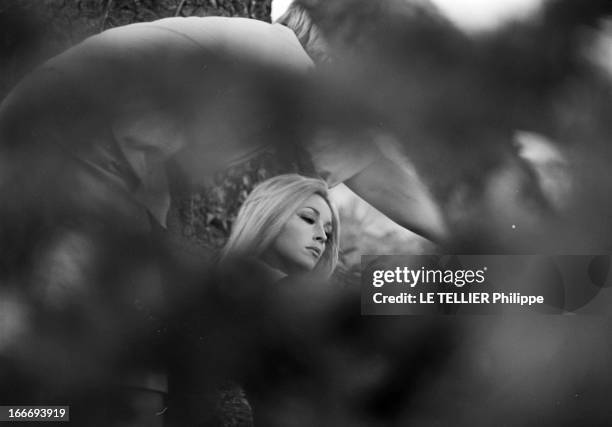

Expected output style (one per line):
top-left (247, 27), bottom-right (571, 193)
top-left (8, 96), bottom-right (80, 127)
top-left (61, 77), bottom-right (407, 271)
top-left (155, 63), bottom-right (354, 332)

top-left (221, 174), bottom-right (339, 277)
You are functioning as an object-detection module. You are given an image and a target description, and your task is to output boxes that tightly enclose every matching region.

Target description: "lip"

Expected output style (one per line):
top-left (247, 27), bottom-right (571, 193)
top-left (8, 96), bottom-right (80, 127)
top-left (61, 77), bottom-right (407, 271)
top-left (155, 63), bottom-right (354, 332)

top-left (306, 246), bottom-right (322, 258)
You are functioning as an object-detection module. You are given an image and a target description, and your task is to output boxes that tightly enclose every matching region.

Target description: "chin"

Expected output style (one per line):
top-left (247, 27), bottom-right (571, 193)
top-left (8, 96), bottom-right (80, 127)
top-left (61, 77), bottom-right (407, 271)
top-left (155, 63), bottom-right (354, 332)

top-left (292, 258), bottom-right (317, 273)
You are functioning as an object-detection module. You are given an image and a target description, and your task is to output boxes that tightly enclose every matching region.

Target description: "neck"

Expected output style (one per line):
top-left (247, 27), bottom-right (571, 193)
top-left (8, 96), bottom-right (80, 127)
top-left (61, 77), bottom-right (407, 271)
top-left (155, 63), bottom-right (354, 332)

top-left (255, 258), bottom-right (289, 282)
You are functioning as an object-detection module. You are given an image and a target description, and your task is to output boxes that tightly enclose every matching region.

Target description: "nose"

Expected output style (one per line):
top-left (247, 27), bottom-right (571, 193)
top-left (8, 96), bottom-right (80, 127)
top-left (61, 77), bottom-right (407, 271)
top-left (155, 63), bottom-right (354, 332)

top-left (313, 223), bottom-right (327, 244)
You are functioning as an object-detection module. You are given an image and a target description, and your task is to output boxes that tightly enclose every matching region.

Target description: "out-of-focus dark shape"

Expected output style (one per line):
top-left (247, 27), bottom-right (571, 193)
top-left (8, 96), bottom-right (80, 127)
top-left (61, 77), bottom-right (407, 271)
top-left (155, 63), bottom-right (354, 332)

top-left (588, 255), bottom-right (612, 288)
top-left (3, 1), bottom-right (612, 426)
top-left (303, 0), bottom-right (612, 251)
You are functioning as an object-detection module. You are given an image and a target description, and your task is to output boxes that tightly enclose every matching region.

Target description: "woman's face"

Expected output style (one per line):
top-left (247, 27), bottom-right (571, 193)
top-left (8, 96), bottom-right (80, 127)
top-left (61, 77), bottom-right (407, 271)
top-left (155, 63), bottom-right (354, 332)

top-left (262, 194), bottom-right (333, 275)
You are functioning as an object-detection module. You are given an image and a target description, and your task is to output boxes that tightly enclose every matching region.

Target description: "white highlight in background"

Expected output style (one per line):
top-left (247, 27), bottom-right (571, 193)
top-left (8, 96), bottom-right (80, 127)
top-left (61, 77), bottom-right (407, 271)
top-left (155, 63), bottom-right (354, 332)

top-left (433, 0), bottom-right (543, 31)
top-left (271, 0), bottom-right (544, 31)
top-left (272, 0), bottom-right (292, 21)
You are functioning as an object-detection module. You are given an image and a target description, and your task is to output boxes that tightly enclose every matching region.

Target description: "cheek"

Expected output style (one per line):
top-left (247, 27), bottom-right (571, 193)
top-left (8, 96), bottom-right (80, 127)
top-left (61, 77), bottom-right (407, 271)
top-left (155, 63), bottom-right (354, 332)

top-left (272, 220), bottom-right (312, 261)
top-left (273, 230), bottom-right (293, 255)
top-left (279, 219), bottom-right (309, 245)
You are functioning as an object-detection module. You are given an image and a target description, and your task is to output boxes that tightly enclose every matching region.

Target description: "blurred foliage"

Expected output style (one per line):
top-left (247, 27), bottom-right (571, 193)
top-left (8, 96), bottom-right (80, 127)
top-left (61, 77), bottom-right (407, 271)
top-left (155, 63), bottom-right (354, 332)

top-left (169, 148), bottom-right (303, 252)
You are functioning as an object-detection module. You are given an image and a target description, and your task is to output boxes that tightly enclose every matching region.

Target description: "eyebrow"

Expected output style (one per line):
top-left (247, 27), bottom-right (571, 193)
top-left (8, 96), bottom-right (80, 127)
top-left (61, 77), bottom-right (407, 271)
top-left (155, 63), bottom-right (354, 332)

top-left (303, 207), bottom-right (319, 216)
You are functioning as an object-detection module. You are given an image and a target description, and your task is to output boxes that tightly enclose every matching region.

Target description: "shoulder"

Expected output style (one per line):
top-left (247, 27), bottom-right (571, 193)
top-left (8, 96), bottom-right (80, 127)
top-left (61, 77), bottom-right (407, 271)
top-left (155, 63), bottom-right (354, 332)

top-left (45, 16), bottom-right (313, 74)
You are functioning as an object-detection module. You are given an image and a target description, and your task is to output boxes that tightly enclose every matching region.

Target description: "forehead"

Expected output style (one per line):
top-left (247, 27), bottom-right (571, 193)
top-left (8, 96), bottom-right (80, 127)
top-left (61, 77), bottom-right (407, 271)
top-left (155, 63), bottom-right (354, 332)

top-left (298, 194), bottom-right (332, 223)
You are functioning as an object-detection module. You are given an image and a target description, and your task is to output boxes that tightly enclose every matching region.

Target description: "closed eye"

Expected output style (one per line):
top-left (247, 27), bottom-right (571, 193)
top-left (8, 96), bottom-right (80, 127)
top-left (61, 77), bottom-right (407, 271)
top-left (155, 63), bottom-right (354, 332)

top-left (300, 215), bottom-right (315, 224)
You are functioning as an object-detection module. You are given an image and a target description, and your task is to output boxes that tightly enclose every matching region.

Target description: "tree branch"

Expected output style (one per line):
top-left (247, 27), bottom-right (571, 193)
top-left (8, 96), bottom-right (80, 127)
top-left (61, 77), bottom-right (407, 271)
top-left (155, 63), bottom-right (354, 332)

top-left (100, 0), bottom-right (113, 31)
top-left (175, 0), bottom-right (187, 17)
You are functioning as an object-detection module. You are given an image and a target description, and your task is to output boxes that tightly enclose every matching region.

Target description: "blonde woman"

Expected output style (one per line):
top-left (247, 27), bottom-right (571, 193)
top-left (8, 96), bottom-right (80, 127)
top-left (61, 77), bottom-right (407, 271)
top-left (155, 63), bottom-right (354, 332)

top-left (221, 174), bottom-right (339, 281)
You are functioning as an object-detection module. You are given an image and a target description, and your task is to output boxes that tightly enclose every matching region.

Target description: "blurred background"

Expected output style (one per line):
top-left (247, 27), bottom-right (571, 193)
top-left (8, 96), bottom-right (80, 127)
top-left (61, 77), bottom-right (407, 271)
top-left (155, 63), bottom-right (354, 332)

top-left (2, 0), bottom-right (612, 425)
